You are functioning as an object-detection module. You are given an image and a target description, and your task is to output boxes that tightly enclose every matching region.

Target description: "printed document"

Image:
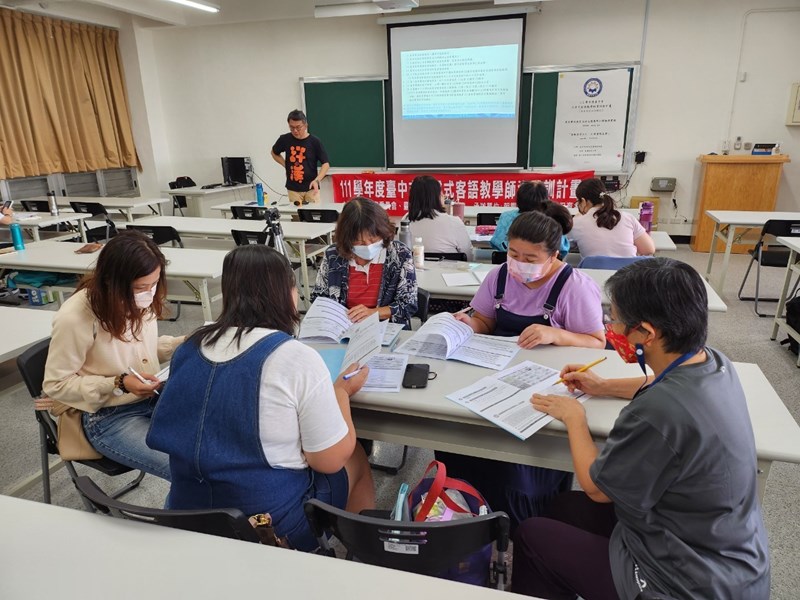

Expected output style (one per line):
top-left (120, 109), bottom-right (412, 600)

top-left (394, 312), bottom-right (519, 370)
top-left (441, 271), bottom-right (489, 287)
top-left (298, 296), bottom-right (403, 346)
top-left (341, 311), bottom-right (382, 368)
top-left (315, 347), bottom-right (408, 393)
top-left (446, 361), bottom-right (588, 440)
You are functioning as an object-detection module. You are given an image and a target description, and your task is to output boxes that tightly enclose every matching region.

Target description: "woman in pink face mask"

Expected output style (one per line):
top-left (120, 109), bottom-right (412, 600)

top-left (456, 210), bottom-right (605, 350)
top-left (515, 258), bottom-right (770, 600)
top-left (441, 211), bottom-right (606, 533)
top-left (42, 231), bottom-right (185, 480)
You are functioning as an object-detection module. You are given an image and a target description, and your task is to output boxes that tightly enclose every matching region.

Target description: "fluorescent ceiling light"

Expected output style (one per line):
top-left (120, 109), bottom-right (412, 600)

top-left (494, 0), bottom-right (546, 4)
top-left (315, 0), bottom-right (417, 18)
top-left (164, 0), bottom-right (220, 13)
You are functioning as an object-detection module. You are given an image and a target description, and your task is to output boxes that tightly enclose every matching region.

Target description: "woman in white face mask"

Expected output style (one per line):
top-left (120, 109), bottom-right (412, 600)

top-left (311, 197), bottom-right (418, 328)
top-left (42, 231), bottom-right (185, 480)
top-left (440, 211), bottom-right (607, 532)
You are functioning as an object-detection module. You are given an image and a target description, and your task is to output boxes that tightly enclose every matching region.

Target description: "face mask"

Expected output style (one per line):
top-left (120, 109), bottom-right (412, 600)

top-left (605, 327), bottom-right (646, 373)
top-left (134, 283), bottom-right (158, 309)
top-left (507, 255), bottom-right (552, 284)
top-left (352, 240), bottom-right (383, 261)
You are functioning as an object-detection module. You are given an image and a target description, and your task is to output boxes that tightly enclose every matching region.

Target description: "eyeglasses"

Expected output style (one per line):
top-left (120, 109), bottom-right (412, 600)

top-left (288, 123), bottom-right (306, 132)
top-left (602, 313), bottom-right (623, 326)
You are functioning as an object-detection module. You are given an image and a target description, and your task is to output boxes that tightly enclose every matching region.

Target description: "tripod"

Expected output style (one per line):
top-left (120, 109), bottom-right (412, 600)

top-left (262, 207), bottom-right (287, 256)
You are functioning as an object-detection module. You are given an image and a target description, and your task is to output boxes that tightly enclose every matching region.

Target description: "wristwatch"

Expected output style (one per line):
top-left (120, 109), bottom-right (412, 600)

top-left (113, 373), bottom-right (129, 397)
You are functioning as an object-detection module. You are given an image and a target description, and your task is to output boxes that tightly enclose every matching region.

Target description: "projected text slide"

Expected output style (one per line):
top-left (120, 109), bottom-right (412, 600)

top-left (400, 45), bottom-right (518, 120)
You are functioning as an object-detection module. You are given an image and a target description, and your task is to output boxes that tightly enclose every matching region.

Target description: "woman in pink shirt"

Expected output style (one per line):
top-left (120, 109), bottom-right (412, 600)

top-left (570, 178), bottom-right (655, 258)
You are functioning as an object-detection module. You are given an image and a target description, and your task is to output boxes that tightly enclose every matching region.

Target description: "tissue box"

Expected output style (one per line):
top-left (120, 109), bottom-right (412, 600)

top-left (475, 225), bottom-right (497, 236)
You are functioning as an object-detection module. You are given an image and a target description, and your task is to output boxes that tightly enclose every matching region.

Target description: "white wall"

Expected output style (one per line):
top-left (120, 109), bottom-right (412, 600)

top-left (123, 0), bottom-right (799, 231)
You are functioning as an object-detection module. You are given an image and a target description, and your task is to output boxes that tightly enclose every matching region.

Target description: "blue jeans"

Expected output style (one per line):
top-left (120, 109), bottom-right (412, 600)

top-left (82, 397), bottom-right (170, 480)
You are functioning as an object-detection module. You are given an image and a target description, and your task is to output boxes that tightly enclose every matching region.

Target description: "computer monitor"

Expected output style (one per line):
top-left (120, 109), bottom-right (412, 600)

top-left (221, 157), bottom-right (253, 186)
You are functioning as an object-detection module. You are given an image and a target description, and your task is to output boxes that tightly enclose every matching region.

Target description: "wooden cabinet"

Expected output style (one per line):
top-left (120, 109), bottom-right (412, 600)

top-left (691, 154), bottom-right (791, 253)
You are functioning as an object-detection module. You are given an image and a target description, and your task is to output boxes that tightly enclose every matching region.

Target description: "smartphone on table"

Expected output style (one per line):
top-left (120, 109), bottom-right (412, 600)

top-left (402, 363), bottom-right (431, 389)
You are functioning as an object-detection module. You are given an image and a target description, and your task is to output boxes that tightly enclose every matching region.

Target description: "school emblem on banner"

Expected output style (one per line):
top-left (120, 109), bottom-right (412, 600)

top-left (583, 78), bottom-right (602, 97)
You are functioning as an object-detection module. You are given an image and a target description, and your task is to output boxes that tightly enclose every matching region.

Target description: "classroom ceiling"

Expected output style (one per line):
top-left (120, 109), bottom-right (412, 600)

top-left (2, 0), bottom-right (524, 28)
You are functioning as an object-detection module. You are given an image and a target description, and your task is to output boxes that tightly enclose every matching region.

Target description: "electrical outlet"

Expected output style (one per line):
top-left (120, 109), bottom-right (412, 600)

top-left (670, 217), bottom-right (683, 224)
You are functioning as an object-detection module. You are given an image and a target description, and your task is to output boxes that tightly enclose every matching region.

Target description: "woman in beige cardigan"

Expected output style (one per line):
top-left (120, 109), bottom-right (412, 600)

top-left (43, 231), bottom-right (184, 479)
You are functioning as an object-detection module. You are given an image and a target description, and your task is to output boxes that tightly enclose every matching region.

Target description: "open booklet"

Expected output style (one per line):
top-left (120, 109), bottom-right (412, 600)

top-left (298, 296), bottom-right (404, 347)
top-left (394, 312), bottom-right (519, 370)
top-left (446, 360), bottom-right (589, 440)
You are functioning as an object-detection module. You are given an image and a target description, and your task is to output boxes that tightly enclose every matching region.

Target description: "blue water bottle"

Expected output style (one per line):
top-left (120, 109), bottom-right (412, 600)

top-left (10, 222), bottom-right (25, 250)
top-left (256, 183), bottom-right (264, 206)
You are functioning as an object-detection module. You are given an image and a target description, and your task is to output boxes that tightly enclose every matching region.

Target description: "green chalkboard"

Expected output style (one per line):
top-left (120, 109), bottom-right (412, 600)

top-left (303, 80), bottom-right (386, 168)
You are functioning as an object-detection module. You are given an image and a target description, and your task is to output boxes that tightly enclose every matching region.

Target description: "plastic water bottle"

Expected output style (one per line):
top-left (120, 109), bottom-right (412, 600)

top-left (638, 201), bottom-right (654, 233)
top-left (10, 223), bottom-right (25, 250)
top-left (399, 220), bottom-right (412, 249)
top-left (47, 191), bottom-right (59, 216)
top-left (451, 201), bottom-right (465, 221)
top-left (412, 236), bottom-right (425, 269)
top-left (256, 183), bottom-right (264, 206)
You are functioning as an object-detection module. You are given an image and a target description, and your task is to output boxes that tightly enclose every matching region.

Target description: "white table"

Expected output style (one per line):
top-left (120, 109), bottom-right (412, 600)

top-left (415, 262), bottom-right (727, 312)
top-left (0, 241), bottom-right (227, 321)
top-left (467, 227), bottom-right (676, 252)
top-left (459, 205), bottom-right (640, 226)
top-left (704, 210), bottom-right (800, 293)
top-left (12, 212), bottom-right (89, 243)
top-left (25, 196), bottom-right (173, 223)
top-left (212, 200), bottom-right (343, 221)
top-left (347, 338), bottom-right (800, 501)
top-left (164, 184), bottom-right (255, 218)
top-left (0, 306), bottom-right (54, 363)
top-left (0, 496), bottom-right (526, 600)
top-left (770, 236), bottom-right (800, 367)
top-left (124, 216), bottom-right (335, 306)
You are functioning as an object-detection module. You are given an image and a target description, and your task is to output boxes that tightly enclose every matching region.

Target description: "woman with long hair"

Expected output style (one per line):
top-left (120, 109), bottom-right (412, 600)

top-left (148, 245), bottom-right (374, 551)
top-left (407, 175), bottom-right (473, 260)
top-left (43, 231), bottom-right (184, 479)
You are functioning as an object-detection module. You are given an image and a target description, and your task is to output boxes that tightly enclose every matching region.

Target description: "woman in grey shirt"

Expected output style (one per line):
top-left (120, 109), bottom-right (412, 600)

top-left (513, 257), bottom-right (770, 599)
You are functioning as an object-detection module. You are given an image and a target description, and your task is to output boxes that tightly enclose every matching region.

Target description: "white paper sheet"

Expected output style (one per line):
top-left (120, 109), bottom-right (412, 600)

top-left (395, 313), bottom-right (519, 370)
top-left (342, 311), bottom-right (382, 368)
top-left (297, 297), bottom-right (352, 342)
top-left (446, 361), bottom-right (587, 439)
top-left (442, 272), bottom-right (482, 287)
top-left (360, 353), bottom-right (409, 393)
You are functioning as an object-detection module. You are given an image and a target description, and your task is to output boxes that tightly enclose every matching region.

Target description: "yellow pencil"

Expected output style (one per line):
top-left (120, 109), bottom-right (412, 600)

top-left (554, 356), bottom-right (607, 386)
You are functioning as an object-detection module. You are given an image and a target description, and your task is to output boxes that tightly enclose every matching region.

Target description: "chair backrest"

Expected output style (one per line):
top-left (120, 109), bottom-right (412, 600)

top-left (761, 219), bottom-right (800, 240)
top-left (424, 252), bottom-right (468, 262)
top-left (304, 499), bottom-right (510, 577)
top-left (16, 339), bottom-right (60, 456)
top-left (231, 229), bottom-right (269, 246)
top-left (476, 213), bottom-right (501, 226)
top-left (231, 205), bottom-right (271, 220)
top-left (491, 251), bottom-right (507, 265)
top-left (21, 200), bottom-right (50, 212)
top-left (297, 208), bottom-right (339, 223)
top-left (577, 255), bottom-right (651, 270)
top-left (74, 476), bottom-right (263, 543)
top-left (415, 288), bottom-right (431, 324)
top-left (168, 177), bottom-right (195, 209)
top-left (69, 201), bottom-right (108, 217)
top-left (126, 225), bottom-right (184, 247)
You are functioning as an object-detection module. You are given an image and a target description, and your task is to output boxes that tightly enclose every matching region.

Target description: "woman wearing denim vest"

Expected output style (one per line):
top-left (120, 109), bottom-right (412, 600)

top-left (148, 245), bottom-right (375, 551)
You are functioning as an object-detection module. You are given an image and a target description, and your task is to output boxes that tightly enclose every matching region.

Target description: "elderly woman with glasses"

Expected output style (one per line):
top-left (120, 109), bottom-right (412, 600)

top-left (512, 257), bottom-right (770, 600)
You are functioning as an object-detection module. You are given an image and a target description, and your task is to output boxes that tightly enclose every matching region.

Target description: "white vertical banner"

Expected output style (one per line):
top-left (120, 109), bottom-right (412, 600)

top-left (552, 69), bottom-right (630, 171)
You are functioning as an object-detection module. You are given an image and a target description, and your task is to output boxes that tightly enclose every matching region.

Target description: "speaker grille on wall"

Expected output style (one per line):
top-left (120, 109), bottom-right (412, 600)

top-left (221, 157), bottom-right (253, 185)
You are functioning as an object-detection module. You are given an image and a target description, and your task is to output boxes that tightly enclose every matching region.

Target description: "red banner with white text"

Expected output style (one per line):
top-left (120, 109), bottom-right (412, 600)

top-left (330, 171), bottom-right (594, 217)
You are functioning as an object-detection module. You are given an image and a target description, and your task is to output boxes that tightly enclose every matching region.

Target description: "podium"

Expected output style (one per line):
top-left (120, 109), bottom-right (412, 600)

top-left (691, 154), bottom-right (791, 253)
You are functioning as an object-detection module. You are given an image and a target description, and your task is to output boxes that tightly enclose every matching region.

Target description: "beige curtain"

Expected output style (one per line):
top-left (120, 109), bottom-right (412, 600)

top-left (0, 8), bottom-right (139, 180)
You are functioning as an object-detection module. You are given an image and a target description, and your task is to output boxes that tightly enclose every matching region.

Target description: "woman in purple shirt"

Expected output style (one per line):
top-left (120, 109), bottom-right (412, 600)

top-left (438, 211), bottom-right (606, 530)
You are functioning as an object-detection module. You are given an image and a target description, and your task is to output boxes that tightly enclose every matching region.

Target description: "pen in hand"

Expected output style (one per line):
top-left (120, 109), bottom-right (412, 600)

top-left (128, 366), bottom-right (160, 395)
top-left (554, 356), bottom-right (607, 386)
top-left (342, 368), bottom-right (362, 381)
top-left (453, 306), bottom-right (473, 316)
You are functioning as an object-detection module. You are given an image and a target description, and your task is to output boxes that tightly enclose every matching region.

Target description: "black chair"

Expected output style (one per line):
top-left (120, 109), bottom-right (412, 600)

top-left (20, 200), bottom-right (50, 212)
top-left (415, 288), bottom-right (431, 325)
top-left (476, 213), bottom-right (501, 226)
top-left (125, 225), bottom-right (184, 321)
top-left (16, 339), bottom-right (145, 511)
top-left (491, 251), bottom-right (507, 265)
top-left (69, 201), bottom-right (118, 243)
top-left (424, 252), bottom-right (468, 262)
top-left (304, 499), bottom-right (510, 589)
top-left (231, 230), bottom-right (269, 246)
top-left (230, 205), bottom-right (272, 220)
top-left (168, 176), bottom-right (196, 216)
top-left (737, 219), bottom-right (800, 317)
top-left (297, 208), bottom-right (339, 223)
top-left (577, 255), bottom-right (651, 270)
top-left (74, 476), bottom-right (263, 543)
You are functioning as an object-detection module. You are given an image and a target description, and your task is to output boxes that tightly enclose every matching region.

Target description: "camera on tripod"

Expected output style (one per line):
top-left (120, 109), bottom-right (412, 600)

top-left (262, 207), bottom-right (287, 256)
